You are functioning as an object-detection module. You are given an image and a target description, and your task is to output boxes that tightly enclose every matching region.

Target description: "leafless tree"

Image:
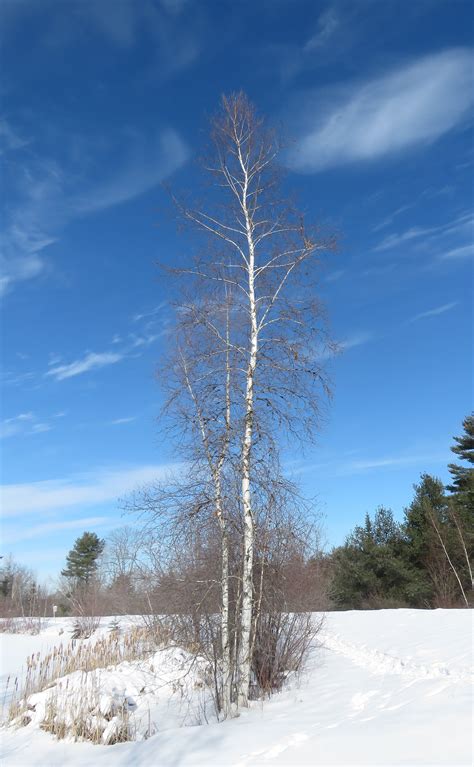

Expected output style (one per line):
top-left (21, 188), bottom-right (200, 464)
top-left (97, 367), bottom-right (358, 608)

top-left (152, 92), bottom-right (335, 713)
top-left (425, 505), bottom-right (469, 608)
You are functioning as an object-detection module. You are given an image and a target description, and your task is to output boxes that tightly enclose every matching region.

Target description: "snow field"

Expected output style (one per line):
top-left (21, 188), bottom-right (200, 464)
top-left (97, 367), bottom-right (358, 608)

top-left (0, 609), bottom-right (472, 766)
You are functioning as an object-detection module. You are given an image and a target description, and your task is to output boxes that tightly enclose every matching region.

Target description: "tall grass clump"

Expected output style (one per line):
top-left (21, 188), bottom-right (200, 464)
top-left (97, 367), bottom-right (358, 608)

top-left (5, 624), bottom-right (168, 738)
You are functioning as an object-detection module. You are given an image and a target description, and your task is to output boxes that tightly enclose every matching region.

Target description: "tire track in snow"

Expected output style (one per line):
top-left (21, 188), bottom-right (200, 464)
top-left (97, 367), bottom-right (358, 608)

top-left (320, 632), bottom-right (473, 683)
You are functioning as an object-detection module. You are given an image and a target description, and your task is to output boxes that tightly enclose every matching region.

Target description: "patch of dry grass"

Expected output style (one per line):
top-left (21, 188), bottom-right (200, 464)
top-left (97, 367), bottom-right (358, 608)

top-left (5, 624), bottom-right (169, 736)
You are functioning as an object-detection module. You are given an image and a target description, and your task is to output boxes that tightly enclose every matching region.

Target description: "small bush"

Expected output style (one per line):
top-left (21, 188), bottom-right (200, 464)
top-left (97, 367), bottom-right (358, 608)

top-left (251, 612), bottom-right (321, 697)
top-left (70, 615), bottom-right (101, 639)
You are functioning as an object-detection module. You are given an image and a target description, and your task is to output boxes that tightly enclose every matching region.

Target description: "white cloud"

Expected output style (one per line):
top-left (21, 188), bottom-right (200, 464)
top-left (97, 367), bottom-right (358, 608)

top-left (295, 450), bottom-right (448, 477)
top-left (74, 130), bottom-right (189, 215)
top-left (110, 416), bottom-right (136, 425)
top-left (44, 327), bottom-right (163, 382)
top-left (374, 212), bottom-right (473, 253)
top-left (0, 412), bottom-right (53, 439)
top-left (409, 302), bottom-right (458, 323)
top-left (439, 244), bottom-right (474, 260)
top-left (287, 49), bottom-right (474, 172)
top-left (2, 516), bottom-right (110, 545)
top-left (1, 128), bottom-right (189, 296)
top-left (340, 332), bottom-right (373, 351)
top-left (46, 351), bottom-right (124, 381)
top-left (345, 453), bottom-right (447, 473)
top-left (132, 302), bottom-right (168, 323)
top-left (373, 204), bottom-right (415, 233)
top-left (315, 331), bottom-right (373, 361)
top-left (0, 118), bottom-right (28, 155)
top-left (304, 7), bottom-right (340, 52)
top-left (374, 226), bottom-right (436, 252)
top-left (1, 463), bottom-right (182, 517)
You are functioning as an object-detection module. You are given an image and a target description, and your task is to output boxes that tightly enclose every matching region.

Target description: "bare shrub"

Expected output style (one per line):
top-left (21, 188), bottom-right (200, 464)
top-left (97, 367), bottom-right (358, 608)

top-left (70, 615), bottom-right (101, 639)
top-left (251, 612), bottom-right (320, 697)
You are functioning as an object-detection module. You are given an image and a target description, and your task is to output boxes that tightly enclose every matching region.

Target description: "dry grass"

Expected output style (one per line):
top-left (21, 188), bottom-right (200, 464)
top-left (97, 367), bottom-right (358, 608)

top-left (39, 673), bottom-right (137, 744)
top-left (0, 616), bottom-right (43, 635)
top-left (5, 624), bottom-right (169, 739)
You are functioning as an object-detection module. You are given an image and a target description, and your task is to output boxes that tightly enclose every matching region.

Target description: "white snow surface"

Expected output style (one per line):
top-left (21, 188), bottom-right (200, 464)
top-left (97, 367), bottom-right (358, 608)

top-left (0, 609), bottom-right (472, 766)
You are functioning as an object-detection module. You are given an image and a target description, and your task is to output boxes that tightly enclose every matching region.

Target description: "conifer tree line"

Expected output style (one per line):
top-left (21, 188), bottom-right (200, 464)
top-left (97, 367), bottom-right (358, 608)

top-left (329, 413), bottom-right (473, 609)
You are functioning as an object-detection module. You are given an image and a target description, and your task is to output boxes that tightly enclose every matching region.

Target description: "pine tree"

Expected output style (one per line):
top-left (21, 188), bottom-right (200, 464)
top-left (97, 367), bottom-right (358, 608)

top-left (447, 413), bottom-right (474, 504)
top-left (446, 414), bottom-right (474, 597)
top-left (61, 532), bottom-right (105, 584)
top-left (404, 473), bottom-right (471, 606)
top-left (330, 507), bottom-right (411, 608)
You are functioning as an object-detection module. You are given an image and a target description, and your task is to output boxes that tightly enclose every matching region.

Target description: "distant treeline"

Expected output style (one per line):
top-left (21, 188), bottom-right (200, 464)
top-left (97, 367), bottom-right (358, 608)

top-left (325, 413), bottom-right (473, 609)
top-left (1, 415), bottom-right (472, 620)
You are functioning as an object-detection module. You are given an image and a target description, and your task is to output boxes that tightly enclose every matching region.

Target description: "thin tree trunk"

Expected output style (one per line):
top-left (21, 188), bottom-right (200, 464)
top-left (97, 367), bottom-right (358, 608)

top-left (181, 342), bottom-right (233, 716)
top-left (216, 488), bottom-right (232, 716)
top-left (428, 509), bottom-right (469, 607)
top-left (450, 506), bottom-right (473, 591)
top-left (237, 140), bottom-right (258, 707)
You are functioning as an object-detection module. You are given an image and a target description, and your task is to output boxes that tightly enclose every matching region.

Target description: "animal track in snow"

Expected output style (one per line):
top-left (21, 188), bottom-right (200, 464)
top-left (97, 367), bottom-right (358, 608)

top-left (321, 633), bottom-right (473, 683)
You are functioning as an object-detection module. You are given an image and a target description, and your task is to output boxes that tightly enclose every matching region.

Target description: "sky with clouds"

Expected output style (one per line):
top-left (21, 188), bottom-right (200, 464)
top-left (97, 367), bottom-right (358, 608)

top-left (1, 0), bottom-right (472, 580)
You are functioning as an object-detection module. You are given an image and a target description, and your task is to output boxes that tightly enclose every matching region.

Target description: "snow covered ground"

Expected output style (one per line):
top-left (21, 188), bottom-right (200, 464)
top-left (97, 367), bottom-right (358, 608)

top-left (0, 609), bottom-right (472, 766)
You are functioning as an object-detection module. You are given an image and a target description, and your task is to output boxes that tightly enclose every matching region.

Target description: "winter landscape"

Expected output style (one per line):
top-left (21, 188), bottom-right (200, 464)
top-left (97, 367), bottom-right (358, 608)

top-left (1, 609), bottom-right (471, 766)
top-left (1, 1), bottom-right (473, 766)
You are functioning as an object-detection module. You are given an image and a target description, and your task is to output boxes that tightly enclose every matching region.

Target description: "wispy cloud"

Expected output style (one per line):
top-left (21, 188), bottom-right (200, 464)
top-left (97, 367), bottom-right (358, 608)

top-left (344, 453), bottom-right (447, 474)
top-left (375, 225), bottom-right (437, 252)
top-left (1, 127), bottom-right (189, 296)
top-left (46, 351), bottom-right (124, 381)
top-left (304, 7), bottom-right (340, 53)
top-left (293, 449), bottom-right (448, 478)
top-left (325, 269), bottom-right (345, 283)
top-left (340, 332), bottom-right (374, 351)
top-left (0, 119), bottom-right (28, 155)
top-left (0, 412), bottom-right (53, 439)
top-left (2, 516), bottom-right (110, 545)
top-left (110, 416), bottom-right (136, 425)
top-left (374, 211), bottom-right (473, 256)
top-left (4, 0), bottom-right (200, 76)
top-left (409, 302), bottom-right (458, 323)
top-left (439, 244), bottom-right (474, 260)
top-left (132, 302), bottom-right (168, 323)
top-left (260, 4), bottom-right (352, 84)
top-left (1, 463), bottom-right (181, 517)
top-left (44, 325), bottom-right (163, 382)
top-left (373, 203), bottom-right (416, 233)
top-left (286, 49), bottom-right (474, 172)
top-left (74, 130), bottom-right (188, 215)
top-left (315, 331), bottom-right (373, 361)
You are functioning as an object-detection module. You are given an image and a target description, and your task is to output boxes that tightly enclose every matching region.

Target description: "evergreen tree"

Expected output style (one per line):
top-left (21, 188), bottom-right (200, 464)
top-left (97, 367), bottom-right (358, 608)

top-left (61, 532), bottom-right (105, 584)
top-left (446, 414), bottom-right (474, 598)
top-left (404, 473), bottom-right (470, 606)
top-left (330, 507), bottom-right (411, 609)
top-left (447, 413), bottom-right (474, 508)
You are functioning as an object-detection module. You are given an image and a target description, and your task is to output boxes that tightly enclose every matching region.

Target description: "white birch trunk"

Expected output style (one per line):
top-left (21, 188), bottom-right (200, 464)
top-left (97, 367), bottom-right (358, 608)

top-left (215, 486), bottom-right (232, 716)
top-left (237, 148), bottom-right (258, 707)
top-left (429, 510), bottom-right (470, 607)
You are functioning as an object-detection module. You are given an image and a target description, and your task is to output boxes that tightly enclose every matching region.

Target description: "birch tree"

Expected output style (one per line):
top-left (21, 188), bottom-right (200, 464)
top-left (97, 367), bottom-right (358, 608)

top-left (153, 92), bottom-right (336, 713)
top-left (173, 93), bottom-right (335, 707)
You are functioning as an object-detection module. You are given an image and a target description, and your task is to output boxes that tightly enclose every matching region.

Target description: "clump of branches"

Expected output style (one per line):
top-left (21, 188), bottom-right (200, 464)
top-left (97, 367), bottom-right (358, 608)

top-left (126, 462), bottom-right (325, 716)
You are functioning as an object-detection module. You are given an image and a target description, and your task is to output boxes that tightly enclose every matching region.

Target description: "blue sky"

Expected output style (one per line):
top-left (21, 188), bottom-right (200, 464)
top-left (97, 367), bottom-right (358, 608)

top-left (1, 0), bottom-right (472, 581)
